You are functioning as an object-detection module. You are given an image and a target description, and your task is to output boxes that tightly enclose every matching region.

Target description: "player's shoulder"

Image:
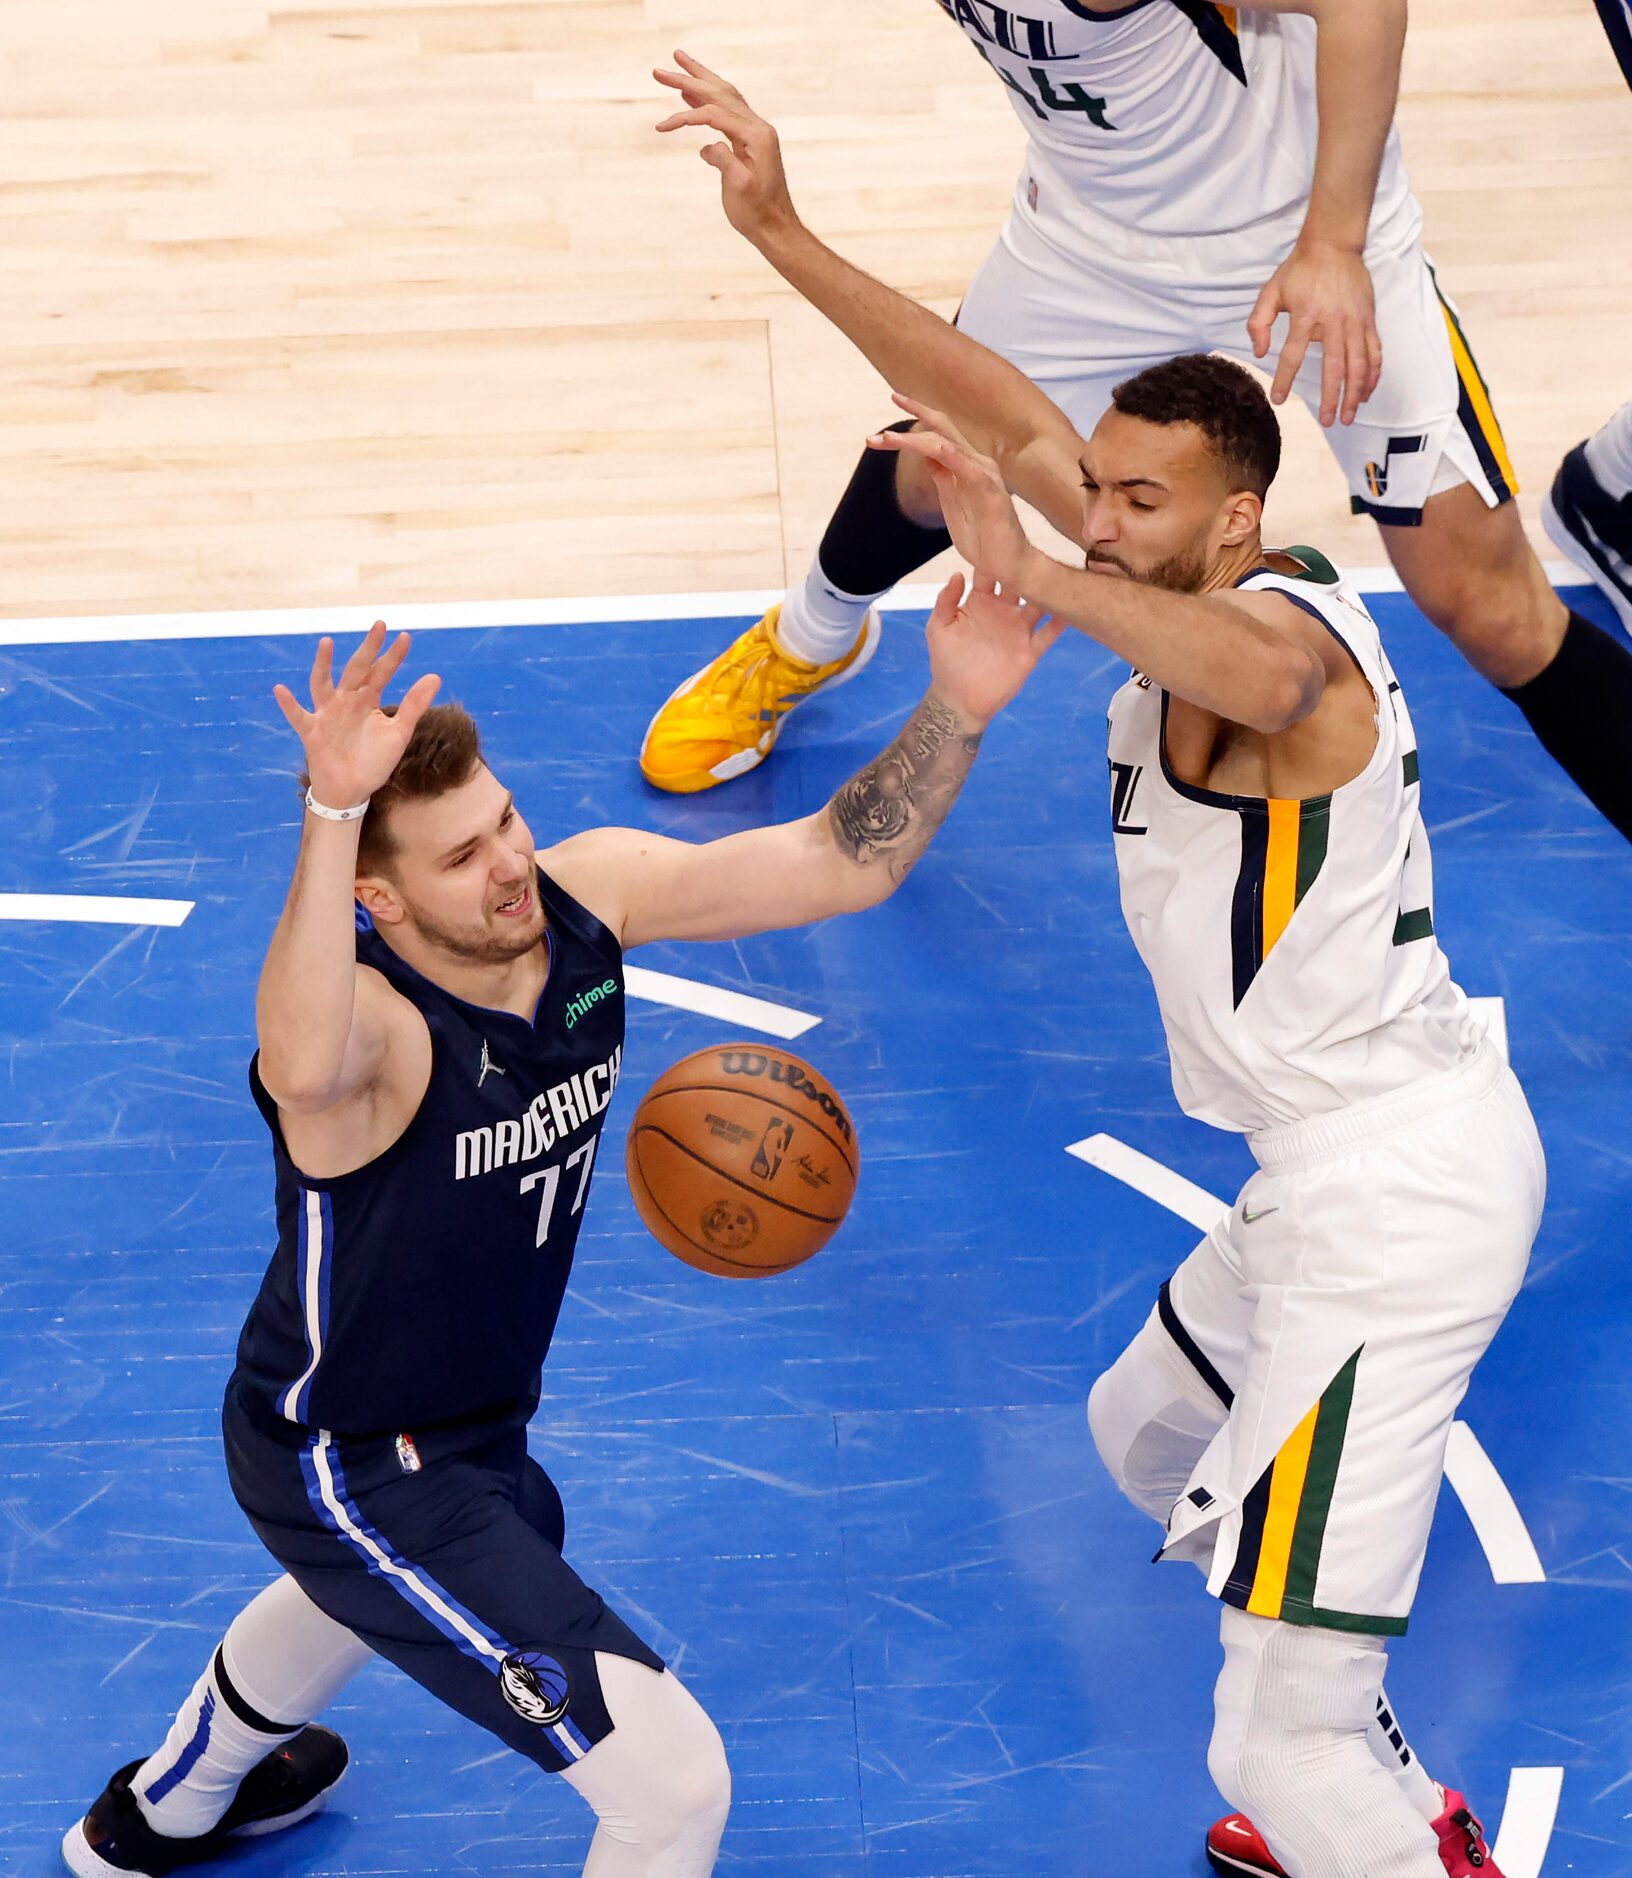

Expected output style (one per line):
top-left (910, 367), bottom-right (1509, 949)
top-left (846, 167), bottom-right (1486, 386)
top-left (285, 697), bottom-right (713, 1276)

top-left (535, 827), bottom-right (650, 945)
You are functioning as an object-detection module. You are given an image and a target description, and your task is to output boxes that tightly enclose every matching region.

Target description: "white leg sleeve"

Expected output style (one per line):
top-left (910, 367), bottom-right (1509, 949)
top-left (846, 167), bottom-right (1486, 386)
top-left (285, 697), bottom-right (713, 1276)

top-left (560, 1653), bottom-right (730, 1878)
top-left (1369, 1689), bottom-right (1445, 1823)
top-left (134, 1575), bottom-right (371, 1838)
top-left (1087, 1307), bottom-right (1227, 1533)
top-left (220, 1572), bottom-right (374, 1723)
top-left (1208, 1608), bottom-right (1443, 1878)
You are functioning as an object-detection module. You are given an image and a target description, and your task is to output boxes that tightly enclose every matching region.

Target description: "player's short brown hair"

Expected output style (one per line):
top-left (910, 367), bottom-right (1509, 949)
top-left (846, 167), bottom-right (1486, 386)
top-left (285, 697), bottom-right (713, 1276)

top-left (1110, 353), bottom-right (1282, 498)
top-left (300, 701), bottom-right (485, 873)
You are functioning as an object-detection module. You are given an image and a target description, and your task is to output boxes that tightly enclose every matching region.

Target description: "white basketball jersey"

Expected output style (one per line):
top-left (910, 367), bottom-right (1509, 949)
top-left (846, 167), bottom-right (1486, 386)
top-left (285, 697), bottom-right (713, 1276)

top-left (937, 0), bottom-right (1412, 240)
top-left (1105, 554), bottom-right (1480, 1137)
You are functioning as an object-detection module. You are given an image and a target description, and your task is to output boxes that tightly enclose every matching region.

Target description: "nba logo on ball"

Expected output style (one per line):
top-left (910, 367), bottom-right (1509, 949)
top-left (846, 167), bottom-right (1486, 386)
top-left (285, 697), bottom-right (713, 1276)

top-left (500, 1650), bottom-right (571, 1726)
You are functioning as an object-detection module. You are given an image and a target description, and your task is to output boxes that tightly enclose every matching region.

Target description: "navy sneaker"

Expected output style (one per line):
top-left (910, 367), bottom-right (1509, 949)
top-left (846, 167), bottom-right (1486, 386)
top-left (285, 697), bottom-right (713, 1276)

top-left (61, 1727), bottom-right (348, 1876)
top-left (1544, 438), bottom-right (1632, 634)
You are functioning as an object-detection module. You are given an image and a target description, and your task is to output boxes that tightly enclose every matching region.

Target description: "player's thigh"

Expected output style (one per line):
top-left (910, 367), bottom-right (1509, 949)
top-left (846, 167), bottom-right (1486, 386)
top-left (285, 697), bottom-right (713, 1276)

top-left (1160, 1207), bottom-right (1256, 1409)
top-left (956, 207), bottom-right (1195, 437)
top-left (1213, 1073), bottom-right (1543, 1630)
top-left (225, 1413), bottom-right (662, 1774)
top-left (1220, 241), bottom-right (1517, 529)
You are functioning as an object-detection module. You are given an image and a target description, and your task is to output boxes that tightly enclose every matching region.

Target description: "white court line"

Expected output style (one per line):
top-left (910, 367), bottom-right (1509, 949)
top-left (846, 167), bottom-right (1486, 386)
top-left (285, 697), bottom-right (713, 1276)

top-left (0, 899), bottom-right (818, 1038)
top-left (1065, 1132), bottom-right (1226, 1233)
top-left (0, 892), bottom-right (194, 927)
top-left (1491, 1767), bottom-right (1566, 1878)
top-left (623, 965), bottom-right (819, 1040)
top-left (1470, 994), bottom-right (1510, 1063)
top-left (1443, 1422), bottom-right (1547, 1583)
top-left (0, 565), bottom-right (1586, 648)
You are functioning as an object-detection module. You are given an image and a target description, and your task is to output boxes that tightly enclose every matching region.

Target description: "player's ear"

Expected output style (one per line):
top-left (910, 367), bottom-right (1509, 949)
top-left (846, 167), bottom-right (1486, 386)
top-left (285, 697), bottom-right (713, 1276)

top-left (356, 874), bottom-right (405, 926)
top-left (1219, 488), bottom-right (1262, 550)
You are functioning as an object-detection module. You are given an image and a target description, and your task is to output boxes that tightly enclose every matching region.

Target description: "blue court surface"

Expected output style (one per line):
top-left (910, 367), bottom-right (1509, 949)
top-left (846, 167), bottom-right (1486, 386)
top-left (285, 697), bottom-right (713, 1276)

top-left (3, 584), bottom-right (1630, 1876)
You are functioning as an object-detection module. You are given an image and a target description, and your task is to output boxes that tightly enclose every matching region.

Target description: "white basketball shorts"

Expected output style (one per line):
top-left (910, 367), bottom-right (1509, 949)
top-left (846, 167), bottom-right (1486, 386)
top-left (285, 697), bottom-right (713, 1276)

top-left (956, 175), bottom-right (1519, 527)
top-left (1154, 1041), bottom-right (1544, 1635)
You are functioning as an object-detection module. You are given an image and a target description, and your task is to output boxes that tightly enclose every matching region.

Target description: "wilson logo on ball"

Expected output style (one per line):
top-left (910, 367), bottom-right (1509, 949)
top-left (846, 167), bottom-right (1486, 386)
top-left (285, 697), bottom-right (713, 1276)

top-left (717, 1051), bottom-right (854, 1143)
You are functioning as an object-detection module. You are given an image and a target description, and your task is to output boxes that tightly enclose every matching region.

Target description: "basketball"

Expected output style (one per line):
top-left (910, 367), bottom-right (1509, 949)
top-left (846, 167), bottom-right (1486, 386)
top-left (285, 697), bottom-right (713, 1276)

top-left (625, 1042), bottom-right (859, 1277)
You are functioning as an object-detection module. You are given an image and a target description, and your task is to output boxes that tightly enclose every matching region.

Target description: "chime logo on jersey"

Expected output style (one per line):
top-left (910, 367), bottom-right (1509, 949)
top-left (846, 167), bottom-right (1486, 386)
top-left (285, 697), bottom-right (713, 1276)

top-left (564, 978), bottom-right (620, 1030)
top-left (454, 1044), bottom-right (623, 1179)
top-left (499, 1650), bottom-right (571, 1727)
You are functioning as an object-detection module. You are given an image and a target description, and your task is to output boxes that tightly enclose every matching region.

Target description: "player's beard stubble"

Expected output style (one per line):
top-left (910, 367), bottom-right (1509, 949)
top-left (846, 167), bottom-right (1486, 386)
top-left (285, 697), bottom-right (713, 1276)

top-left (405, 892), bottom-right (548, 966)
top-left (1085, 539), bottom-right (1210, 593)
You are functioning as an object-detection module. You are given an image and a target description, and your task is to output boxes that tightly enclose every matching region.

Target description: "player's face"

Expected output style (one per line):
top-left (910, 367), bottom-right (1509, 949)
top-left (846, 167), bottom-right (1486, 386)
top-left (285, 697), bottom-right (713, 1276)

top-left (1078, 411), bottom-right (1243, 593)
top-left (372, 765), bottom-right (546, 964)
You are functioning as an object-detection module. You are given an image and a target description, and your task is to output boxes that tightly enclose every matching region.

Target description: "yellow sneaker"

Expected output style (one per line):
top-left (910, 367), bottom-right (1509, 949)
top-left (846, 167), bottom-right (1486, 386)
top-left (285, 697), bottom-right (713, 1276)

top-left (639, 603), bottom-right (882, 793)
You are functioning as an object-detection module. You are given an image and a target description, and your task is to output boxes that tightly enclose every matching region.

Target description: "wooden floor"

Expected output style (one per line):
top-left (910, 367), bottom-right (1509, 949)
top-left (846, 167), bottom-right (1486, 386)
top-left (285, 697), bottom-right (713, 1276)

top-left (4, 0), bottom-right (1629, 619)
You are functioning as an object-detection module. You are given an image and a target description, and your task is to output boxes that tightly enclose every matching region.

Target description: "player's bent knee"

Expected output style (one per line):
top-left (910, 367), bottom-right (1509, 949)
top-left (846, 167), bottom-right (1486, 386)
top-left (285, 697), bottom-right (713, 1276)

top-left (564, 1654), bottom-right (731, 1854)
top-left (1087, 1309), bottom-right (1224, 1523)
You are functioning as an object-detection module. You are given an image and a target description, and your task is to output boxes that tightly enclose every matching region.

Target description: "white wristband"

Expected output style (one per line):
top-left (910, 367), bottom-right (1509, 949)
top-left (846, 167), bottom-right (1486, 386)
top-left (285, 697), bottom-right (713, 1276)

top-left (305, 787), bottom-right (371, 823)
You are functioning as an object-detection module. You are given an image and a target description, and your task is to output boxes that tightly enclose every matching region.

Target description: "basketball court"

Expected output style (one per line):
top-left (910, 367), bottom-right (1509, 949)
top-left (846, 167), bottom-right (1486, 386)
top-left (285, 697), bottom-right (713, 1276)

top-left (4, 1), bottom-right (1631, 1873)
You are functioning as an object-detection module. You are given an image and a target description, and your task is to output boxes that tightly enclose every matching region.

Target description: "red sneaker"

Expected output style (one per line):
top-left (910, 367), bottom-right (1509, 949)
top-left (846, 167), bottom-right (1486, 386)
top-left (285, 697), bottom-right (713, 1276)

top-left (1205, 1813), bottom-right (1287, 1876)
top-left (1433, 1789), bottom-right (1505, 1876)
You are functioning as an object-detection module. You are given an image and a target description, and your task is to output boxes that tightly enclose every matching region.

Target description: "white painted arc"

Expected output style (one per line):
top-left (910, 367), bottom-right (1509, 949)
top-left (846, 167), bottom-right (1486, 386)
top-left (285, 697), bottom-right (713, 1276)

top-left (0, 565), bottom-right (1587, 647)
top-left (1065, 1132), bottom-right (1226, 1233)
top-left (0, 892), bottom-right (194, 927)
top-left (1442, 1421), bottom-right (1546, 1584)
top-left (1491, 1767), bottom-right (1565, 1878)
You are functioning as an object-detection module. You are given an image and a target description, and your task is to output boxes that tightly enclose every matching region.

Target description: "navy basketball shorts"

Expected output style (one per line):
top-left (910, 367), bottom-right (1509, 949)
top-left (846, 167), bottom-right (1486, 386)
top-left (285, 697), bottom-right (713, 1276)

top-left (222, 1383), bottom-right (663, 1773)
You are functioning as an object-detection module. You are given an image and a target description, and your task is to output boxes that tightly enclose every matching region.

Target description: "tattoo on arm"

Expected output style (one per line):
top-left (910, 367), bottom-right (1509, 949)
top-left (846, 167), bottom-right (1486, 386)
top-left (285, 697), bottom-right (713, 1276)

top-left (827, 690), bottom-right (983, 886)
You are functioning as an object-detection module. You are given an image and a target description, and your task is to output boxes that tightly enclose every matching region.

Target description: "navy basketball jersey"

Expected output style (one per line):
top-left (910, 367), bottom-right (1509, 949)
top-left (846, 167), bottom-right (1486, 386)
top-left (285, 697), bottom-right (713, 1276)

top-left (233, 865), bottom-right (625, 1437)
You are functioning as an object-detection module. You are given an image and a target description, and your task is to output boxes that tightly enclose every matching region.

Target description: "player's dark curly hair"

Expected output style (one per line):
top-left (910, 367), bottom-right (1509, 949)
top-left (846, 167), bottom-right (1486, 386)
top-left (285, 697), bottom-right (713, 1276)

top-left (1110, 354), bottom-right (1282, 498)
top-left (300, 701), bottom-right (485, 873)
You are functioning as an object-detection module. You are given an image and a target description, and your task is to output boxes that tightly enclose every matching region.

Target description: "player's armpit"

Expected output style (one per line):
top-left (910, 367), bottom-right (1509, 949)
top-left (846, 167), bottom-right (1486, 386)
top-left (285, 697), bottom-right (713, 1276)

top-left (257, 963), bottom-right (415, 1116)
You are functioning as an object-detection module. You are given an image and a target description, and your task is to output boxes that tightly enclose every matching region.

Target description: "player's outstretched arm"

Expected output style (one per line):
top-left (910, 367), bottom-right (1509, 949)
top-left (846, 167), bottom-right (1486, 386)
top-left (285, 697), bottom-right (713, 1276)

top-left (545, 575), bottom-right (1062, 948)
top-left (653, 50), bottom-right (1087, 536)
top-left (258, 623), bottom-right (440, 1113)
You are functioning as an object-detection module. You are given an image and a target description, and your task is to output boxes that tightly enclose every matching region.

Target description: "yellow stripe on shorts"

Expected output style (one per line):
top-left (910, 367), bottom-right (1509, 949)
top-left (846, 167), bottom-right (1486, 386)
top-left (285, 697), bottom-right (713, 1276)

top-left (1245, 1398), bottom-right (1322, 1618)
top-left (1436, 294), bottom-right (1519, 497)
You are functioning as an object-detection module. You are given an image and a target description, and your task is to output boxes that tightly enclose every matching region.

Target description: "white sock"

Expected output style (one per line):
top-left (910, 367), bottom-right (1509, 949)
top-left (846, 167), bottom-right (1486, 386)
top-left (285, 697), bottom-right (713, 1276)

top-left (772, 556), bottom-right (878, 664)
top-left (134, 1576), bottom-right (371, 1838)
top-left (561, 1652), bottom-right (730, 1877)
top-left (1369, 1690), bottom-right (1445, 1823)
top-left (1209, 1607), bottom-right (1443, 1878)
top-left (1584, 399), bottom-right (1632, 497)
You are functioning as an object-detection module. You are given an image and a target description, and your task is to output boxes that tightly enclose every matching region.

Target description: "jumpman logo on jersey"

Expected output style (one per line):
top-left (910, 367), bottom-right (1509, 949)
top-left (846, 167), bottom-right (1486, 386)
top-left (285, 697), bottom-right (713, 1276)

top-left (478, 1039), bottom-right (506, 1087)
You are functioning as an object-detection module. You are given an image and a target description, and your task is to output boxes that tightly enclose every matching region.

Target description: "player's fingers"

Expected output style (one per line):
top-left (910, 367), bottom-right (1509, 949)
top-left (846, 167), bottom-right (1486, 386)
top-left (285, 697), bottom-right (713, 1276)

top-left (673, 50), bottom-right (742, 101)
top-left (310, 636), bottom-right (335, 704)
top-left (1363, 321), bottom-right (1384, 404)
top-left (1029, 611), bottom-right (1067, 655)
top-left (272, 683), bottom-right (312, 732)
top-left (972, 565), bottom-right (998, 597)
top-left (1270, 325), bottom-right (1309, 406)
top-left (1246, 281), bottom-right (1281, 359)
top-left (339, 620), bottom-right (386, 689)
top-left (393, 671), bottom-right (443, 742)
top-left (1318, 327), bottom-right (1344, 428)
top-left (658, 103), bottom-right (749, 140)
top-left (369, 630), bottom-right (413, 694)
top-left (1339, 320), bottom-right (1369, 426)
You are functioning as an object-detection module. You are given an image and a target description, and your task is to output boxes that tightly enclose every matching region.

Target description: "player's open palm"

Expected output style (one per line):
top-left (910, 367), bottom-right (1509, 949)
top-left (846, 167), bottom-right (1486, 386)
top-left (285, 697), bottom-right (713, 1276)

top-left (925, 571), bottom-right (1064, 726)
top-left (1248, 240), bottom-right (1383, 427)
top-left (273, 620), bottom-right (441, 810)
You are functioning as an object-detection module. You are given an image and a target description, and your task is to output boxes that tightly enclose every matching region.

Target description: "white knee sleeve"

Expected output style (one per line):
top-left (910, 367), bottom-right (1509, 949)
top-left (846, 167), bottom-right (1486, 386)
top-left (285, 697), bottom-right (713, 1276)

top-left (221, 1573), bottom-right (373, 1724)
top-left (561, 1653), bottom-right (730, 1878)
top-left (1087, 1307), bottom-right (1226, 1527)
top-left (1208, 1609), bottom-right (1442, 1878)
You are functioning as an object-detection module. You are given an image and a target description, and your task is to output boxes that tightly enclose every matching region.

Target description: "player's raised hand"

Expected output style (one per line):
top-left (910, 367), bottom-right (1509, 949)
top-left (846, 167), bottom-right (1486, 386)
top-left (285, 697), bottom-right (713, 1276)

top-left (655, 51), bottom-right (800, 248)
top-left (872, 393), bottom-right (1032, 589)
top-left (923, 570), bottom-right (1064, 727)
top-left (1247, 239), bottom-right (1383, 427)
top-left (273, 621), bottom-right (442, 812)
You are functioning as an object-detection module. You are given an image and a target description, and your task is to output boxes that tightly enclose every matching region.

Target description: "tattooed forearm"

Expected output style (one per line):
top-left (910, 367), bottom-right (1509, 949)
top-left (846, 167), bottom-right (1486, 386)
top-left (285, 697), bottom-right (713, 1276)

top-left (827, 690), bottom-right (984, 886)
